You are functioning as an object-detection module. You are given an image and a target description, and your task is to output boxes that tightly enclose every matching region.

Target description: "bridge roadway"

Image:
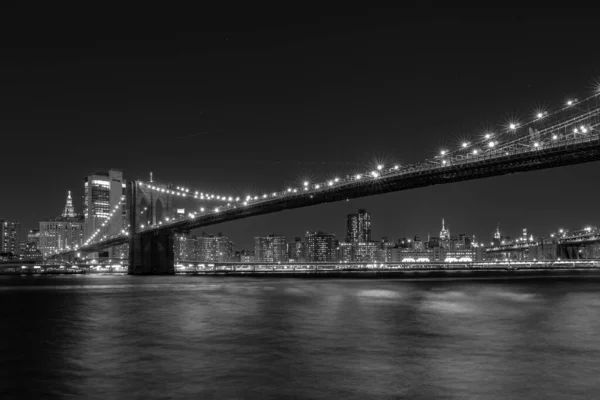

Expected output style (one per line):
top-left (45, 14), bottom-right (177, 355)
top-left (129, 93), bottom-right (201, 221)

top-left (78, 133), bottom-right (600, 253)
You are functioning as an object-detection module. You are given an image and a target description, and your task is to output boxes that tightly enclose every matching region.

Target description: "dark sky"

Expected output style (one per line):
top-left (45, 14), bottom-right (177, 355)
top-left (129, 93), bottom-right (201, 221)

top-left (2, 5), bottom-right (600, 249)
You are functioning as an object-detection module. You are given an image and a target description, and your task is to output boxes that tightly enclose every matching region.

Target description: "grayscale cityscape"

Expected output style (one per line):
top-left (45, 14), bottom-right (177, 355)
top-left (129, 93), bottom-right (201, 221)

top-left (2, 5), bottom-right (600, 399)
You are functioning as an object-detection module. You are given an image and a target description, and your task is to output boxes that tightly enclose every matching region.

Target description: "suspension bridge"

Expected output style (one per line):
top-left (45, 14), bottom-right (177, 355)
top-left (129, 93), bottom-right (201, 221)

top-left (54, 88), bottom-right (600, 274)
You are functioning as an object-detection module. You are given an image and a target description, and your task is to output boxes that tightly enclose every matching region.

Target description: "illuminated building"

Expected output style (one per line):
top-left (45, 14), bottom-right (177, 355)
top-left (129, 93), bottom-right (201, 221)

top-left (306, 231), bottom-right (337, 262)
top-left (0, 219), bottom-right (21, 256)
top-left (338, 242), bottom-right (353, 262)
top-left (439, 218), bottom-right (450, 249)
top-left (83, 170), bottom-right (126, 258)
top-left (174, 233), bottom-right (197, 261)
top-left (379, 239), bottom-right (396, 262)
top-left (353, 242), bottom-right (378, 262)
top-left (38, 191), bottom-right (84, 257)
top-left (197, 233), bottom-right (234, 262)
top-left (239, 250), bottom-right (255, 263)
top-left (254, 234), bottom-right (287, 263)
top-left (287, 237), bottom-right (306, 262)
top-left (27, 229), bottom-right (40, 248)
top-left (346, 209), bottom-right (371, 242)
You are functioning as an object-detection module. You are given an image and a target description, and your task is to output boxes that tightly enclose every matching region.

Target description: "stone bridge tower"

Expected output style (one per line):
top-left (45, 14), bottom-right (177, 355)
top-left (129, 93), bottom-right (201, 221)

top-left (127, 180), bottom-right (176, 274)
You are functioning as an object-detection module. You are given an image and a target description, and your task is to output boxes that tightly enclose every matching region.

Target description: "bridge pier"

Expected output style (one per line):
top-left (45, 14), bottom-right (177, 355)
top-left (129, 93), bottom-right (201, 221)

top-left (128, 230), bottom-right (175, 275)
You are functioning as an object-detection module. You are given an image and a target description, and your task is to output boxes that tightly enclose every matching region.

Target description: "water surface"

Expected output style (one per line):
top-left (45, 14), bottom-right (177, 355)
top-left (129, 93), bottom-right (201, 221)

top-left (2, 275), bottom-right (600, 399)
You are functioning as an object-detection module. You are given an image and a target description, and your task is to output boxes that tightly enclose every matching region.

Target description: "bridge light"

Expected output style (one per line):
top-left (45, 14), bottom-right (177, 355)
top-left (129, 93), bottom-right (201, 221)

top-left (552, 135), bottom-right (558, 140)
top-left (334, 177), bottom-right (339, 182)
top-left (371, 171), bottom-right (379, 178)
top-left (272, 192), bottom-right (276, 197)
top-left (508, 122), bottom-right (518, 130)
top-left (394, 165), bottom-right (399, 170)
top-left (442, 160), bottom-right (447, 165)
top-left (328, 181), bottom-right (333, 186)
top-left (200, 207), bottom-right (204, 212)
top-left (141, 225), bottom-right (145, 228)
top-left (315, 184), bottom-right (321, 189)
top-left (484, 133), bottom-right (491, 139)
top-left (488, 141), bottom-right (495, 147)
top-left (566, 99), bottom-right (575, 106)
top-left (472, 149), bottom-right (478, 155)
top-left (573, 128), bottom-right (578, 133)
top-left (263, 194), bottom-right (267, 198)
top-left (287, 188), bottom-right (292, 192)
top-left (243, 201), bottom-right (248, 206)
top-left (303, 181), bottom-right (309, 186)
top-left (439, 151), bottom-right (446, 156)
top-left (377, 164), bottom-right (384, 170)
top-left (533, 142), bottom-right (539, 148)
top-left (293, 189), bottom-right (298, 193)
top-left (254, 196), bottom-right (258, 200)
top-left (582, 127), bottom-right (588, 133)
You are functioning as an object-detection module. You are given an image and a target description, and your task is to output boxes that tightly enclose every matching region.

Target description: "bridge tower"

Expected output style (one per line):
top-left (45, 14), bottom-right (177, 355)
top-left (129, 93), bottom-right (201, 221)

top-left (127, 181), bottom-right (176, 274)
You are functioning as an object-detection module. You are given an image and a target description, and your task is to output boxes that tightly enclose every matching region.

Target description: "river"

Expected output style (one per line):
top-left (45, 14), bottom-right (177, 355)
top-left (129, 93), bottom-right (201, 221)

top-left (2, 275), bottom-right (600, 399)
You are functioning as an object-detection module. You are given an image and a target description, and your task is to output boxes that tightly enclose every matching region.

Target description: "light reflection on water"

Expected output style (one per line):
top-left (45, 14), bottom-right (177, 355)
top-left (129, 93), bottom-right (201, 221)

top-left (2, 275), bottom-right (600, 399)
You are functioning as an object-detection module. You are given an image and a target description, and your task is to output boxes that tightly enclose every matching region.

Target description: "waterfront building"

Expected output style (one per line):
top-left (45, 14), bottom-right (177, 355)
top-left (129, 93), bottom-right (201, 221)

top-left (197, 233), bottom-right (234, 262)
top-left (38, 191), bottom-right (84, 257)
top-left (337, 242), bottom-right (353, 262)
top-left (346, 209), bottom-right (371, 242)
top-left (240, 250), bottom-right (255, 263)
top-left (21, 242), bottom-right (42, 261)
top-left (287, 237), bottom-right (306, 262)
top-left (412, 235), bottom-right (425, 251)
top-left (395, 249), bottom-right (432, 262)
top-left (379, 239), bottom-right (396, 262)
top-left (254, 234), bottom-right (287, 263)
top-left (27, 229), bottom-right (40, 248)
top-left (353, 241), bottom-right (379, 262)
top-left (83, 169), bottom-right (126, 258)
top-left (174, 233), bottom-right (197, 261)
top-left (0, 219), bottom-right (21, 256)
top-left (306, 231), bottom-right (337, 262)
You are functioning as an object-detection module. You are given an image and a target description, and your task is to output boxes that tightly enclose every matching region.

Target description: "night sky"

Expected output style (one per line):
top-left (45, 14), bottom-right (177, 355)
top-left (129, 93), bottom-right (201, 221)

top-left (2, 6), bottom-right (599, 249)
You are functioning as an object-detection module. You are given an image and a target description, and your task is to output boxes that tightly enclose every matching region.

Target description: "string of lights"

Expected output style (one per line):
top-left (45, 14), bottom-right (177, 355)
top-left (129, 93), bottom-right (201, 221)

top-left (63, 84), bottom-right (600, 252)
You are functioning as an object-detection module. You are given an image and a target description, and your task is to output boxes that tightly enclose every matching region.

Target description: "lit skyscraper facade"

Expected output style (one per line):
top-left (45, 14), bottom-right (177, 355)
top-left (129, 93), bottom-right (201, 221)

top-left (306, 231), bottom-right (337, 262)
top-left (287, 237), bottom-right (306, 262)
top-left (346, 209), bottom-right (371, 242)
top-left (38, 191), bottom-right (84, 257)
top-left (255, 234), bottom-right (287, 263)
top-left (83, 170), bottom-right (126, 257)
top-left (197, 234), bottom-right (234, 262)
top-left (0, 220), bottom-right (21, 256)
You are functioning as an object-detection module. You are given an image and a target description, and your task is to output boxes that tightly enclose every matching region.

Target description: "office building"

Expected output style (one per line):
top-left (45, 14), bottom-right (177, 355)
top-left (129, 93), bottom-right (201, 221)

top-left (197, 233), bottom-right (234, 262)
top-left (83, 170), bottom-right (126, 258)
top-left (346, 209), bottom-right (371, 242)
top-left (0, 220), bottom-right (21, 256)
top-left (38, 191), bottom-right (84, 257)
top-left (306, 231), bottom-right (337, 262)
top-left (174, 233), bottom-right (197, 261)
top-left (287, 237), bottom-right (306, 262)
top-left (255, 234), bottom-right (287, 263)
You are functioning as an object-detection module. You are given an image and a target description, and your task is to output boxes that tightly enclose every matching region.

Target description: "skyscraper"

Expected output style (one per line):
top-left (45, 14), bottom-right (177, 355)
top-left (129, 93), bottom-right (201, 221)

top-left (306, 231), bottom-right (338, 262)
top-left (346, 209), bottom-right (371, 242)
top-left (254, 234), bottom-right (287, 263)
top-left (197, 233), bottom-right (234, 262)
top-left (83, 170), bottom-right (126, 257)
top-left (287, 237), bottom-right (306, 262)
top-left (38, 191), bottom-right (84, 257)
top-left (0, 220), bottom-right (21, 256)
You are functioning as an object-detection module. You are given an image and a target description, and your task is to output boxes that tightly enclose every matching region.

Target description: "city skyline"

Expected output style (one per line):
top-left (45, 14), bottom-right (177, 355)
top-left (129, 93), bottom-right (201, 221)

top-left (1, 7), bottom-right (599, 252)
